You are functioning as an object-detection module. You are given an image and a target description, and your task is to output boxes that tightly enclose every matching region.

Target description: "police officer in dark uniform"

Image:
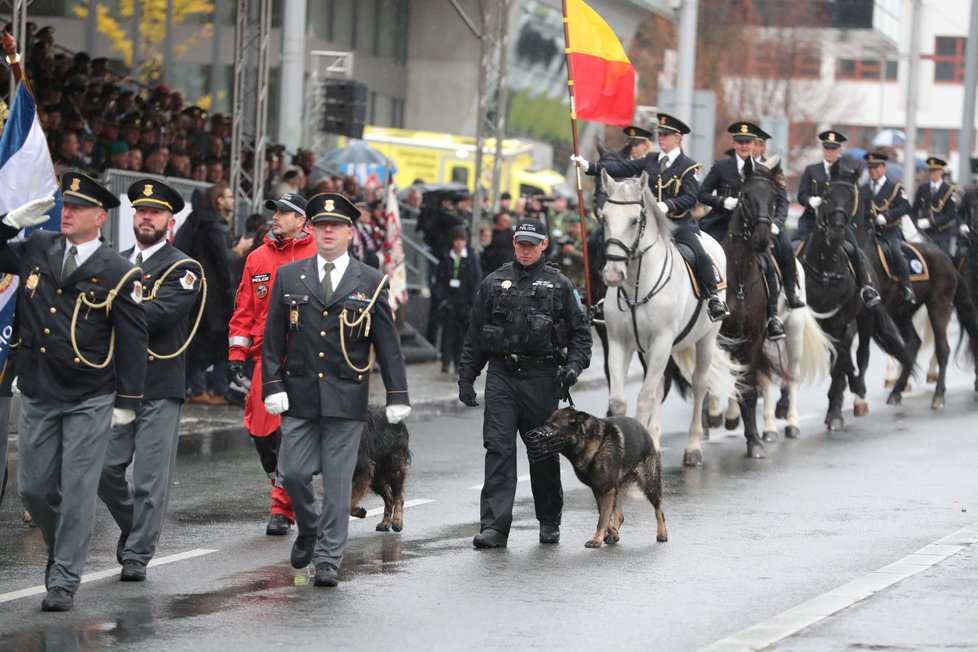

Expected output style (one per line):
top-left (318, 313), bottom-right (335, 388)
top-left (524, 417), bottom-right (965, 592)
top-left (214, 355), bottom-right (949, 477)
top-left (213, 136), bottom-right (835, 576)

top-left (99, 178), bottom-right (202, 582)
top-left (573, 112), bottom-right (729, 322)
top-left (913, 157), bottom-right (958, 255)
top-left (0, 170), bottom-right (148, 612)
top-left (797, 130), bottom-right (881, 307)
top-left (860, 152), bottom-right (916, 303)
top-left (593, 125), bottom-right (654, 211)
top-left (959, 156), bottom-right (978, 241)
top-left (262, 192), bottom-right (410, 588)
top-left (458, 218), bottom-right (592, 548)
top-left (699, 121), bottom-right (760, 242)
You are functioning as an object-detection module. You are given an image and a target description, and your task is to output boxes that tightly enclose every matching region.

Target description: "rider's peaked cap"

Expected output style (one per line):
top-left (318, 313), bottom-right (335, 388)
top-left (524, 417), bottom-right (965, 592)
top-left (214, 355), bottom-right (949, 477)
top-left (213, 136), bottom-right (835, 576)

top-left (656, 112), bottom-right (691, 135)
top-left (514, 218), bottom-right (548, 243)
top-left (864, 151), bottom-right (889, 165)
top-left (925, 156), bottom-right (947, 170)
top-left (623, 124), bottom-right (653, 142)
top-left (727, 121), bottom-right (763, 141)
top-left (818, 130), bottom-right (847, 148)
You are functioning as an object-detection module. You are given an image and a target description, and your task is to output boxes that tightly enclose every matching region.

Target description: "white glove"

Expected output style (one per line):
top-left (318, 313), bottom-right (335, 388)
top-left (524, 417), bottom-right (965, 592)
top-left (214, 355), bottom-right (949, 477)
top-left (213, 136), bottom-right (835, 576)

top-left (771, 224), bottom-right (780, 235)
top-left (960, 224), bottom-right (971, 236)
top-left (264, 392), bottom-right (289, 415)
top-left (808, 197), bottom-right (822, 209)
top-left (570, 154), bottom-right (590, 172)
top-left (386, 404), bottom-right (411, 424)
top-left (656, 201), bottom-right (669, 215)
top-left (111, 408), bottom-right (136, 427)
top-left (916, 218), bottom-right (931, 230)
top-left (722, 197), bottom-right (738, 211)
top-left (3, 197), bottom-right (55, 230)
top-left (876, 215), bottom-right (887, 227)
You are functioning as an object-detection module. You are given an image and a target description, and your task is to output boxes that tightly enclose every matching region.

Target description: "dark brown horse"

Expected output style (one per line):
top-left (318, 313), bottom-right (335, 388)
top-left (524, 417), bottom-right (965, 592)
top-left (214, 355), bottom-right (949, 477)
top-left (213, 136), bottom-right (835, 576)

top-left (799, 162), bottom-right (910, 430)
top-left (949, 199), bottom-right (978, 393)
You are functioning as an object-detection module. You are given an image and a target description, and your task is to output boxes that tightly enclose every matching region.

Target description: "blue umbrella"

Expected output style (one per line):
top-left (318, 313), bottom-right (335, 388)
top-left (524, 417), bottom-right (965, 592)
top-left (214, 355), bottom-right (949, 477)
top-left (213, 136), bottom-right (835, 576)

top-left (317, 142), bottom-right (396, 187)
top-left (842, 147), bottom-right (867, 161)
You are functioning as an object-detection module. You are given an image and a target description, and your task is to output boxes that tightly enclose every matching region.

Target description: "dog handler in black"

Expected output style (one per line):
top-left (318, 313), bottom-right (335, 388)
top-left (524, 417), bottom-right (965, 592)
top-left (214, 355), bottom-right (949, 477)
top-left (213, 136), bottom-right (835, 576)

top-left (458, 217), bottom-right (592, 548)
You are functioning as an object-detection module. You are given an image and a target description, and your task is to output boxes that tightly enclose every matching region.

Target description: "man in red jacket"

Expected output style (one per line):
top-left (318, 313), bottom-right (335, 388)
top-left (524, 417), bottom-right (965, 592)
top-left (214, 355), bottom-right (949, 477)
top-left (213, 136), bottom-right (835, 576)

top-left (228, 192), bottom-right (316, 535)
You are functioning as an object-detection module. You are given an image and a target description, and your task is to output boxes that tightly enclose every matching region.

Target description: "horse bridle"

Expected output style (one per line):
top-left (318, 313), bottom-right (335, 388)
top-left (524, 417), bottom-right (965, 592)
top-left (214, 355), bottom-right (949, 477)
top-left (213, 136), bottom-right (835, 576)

top-left (602, 196), bottom-right (659, 262)
top-left (730, 174), bottom-right (775, 241)
top-left (817, 180), bottom-right (860, 229)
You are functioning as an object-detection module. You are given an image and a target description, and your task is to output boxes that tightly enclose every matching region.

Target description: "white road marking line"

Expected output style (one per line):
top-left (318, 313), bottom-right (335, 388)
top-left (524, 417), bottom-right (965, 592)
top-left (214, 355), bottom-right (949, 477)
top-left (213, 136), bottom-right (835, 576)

top-left (699, 521), bottom-right (978, 651)
top-left (0, 548), bottom-right (218, 604)
top-left (470, 469), bottom-right (570, 491)
top-left (350, 499), bottom-right (434, 521)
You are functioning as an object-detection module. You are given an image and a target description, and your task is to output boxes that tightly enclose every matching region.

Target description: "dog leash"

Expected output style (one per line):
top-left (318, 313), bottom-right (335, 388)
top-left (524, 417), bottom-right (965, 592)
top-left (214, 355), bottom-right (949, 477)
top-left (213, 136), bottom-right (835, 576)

top-left (560, 383), bottom-right (575, 408)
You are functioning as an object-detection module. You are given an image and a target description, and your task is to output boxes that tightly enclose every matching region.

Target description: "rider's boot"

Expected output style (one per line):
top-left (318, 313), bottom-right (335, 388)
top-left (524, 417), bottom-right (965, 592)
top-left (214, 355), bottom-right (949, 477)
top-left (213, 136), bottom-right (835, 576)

top-left (774, 230), bottom-right (805, 309)
top-left (843, 240), bottom-right (881, 308)
top-left (694, 243), bottom-right (729, 322)
top-left (763, 255), bottom-right (785, 341)
top-left (708, 295), bottom-right (730, 322)
top-left (891, 245), bottom-right (917, 304)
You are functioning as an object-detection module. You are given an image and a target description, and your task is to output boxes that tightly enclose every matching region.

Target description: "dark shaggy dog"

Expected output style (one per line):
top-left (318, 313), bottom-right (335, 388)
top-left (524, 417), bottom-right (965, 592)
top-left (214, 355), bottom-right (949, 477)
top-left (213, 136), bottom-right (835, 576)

top-left (349, 405), bottom-right (412, 532)
top-left (545, 407), bottom-right (667, 548)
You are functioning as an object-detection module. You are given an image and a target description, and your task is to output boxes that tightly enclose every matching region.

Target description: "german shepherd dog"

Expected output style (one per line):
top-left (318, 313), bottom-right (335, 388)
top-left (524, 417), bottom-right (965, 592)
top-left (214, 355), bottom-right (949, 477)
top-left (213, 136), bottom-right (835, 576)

top-left (544, 407), bottom-right (667, 548)
top-left (349, 405), bottom-right (412, 532)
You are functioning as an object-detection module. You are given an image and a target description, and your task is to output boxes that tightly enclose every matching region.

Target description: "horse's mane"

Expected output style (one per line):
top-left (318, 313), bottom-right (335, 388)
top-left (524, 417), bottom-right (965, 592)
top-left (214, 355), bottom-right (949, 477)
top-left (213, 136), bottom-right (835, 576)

top-left (602, 173), bottom-right (675, 240)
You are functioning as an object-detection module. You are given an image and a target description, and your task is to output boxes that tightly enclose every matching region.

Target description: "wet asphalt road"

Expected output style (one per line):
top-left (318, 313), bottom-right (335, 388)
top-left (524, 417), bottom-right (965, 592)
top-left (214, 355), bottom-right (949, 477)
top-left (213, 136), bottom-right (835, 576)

top-left (1, 355), bottom-right (977, 651)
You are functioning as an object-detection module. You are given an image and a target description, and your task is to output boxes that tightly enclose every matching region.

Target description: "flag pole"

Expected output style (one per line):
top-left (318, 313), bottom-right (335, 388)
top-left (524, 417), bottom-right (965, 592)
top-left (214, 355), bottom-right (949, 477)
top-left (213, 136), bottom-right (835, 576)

top-left (2, 30), bottom-right (29, 89)
top-left (561, 0), bottom-right (594, 312)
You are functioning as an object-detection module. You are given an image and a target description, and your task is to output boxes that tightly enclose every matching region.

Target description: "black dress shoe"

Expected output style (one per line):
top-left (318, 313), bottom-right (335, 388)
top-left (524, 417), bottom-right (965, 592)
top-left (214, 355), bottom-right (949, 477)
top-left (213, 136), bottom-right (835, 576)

top-left (291, 534), bottom-right (316, 568)
top-left (313, 562), bottom-right (339, 587)
top-left (707, 296), bottom-right (730, 322)
top-left (120, 560), bottom-right (146, 582)
top-left (473, 528), bottom-right (508, 549)
top-left (766, 317), bottom-right (786, 341)
top-left (266, 513), bottom-right (292, 536)
top-left (786, 290), bottom-right (805, 309)
top-left (116, 532), bottom-right (129, 565)
top-left (539, 524), bottom-right (560, 544)
top-left (41, 587), bottom-right (74, 612)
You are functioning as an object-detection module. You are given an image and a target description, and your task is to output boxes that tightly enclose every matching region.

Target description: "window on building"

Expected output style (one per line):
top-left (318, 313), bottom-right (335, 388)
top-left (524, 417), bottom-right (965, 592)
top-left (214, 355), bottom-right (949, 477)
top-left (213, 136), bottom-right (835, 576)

top-left (835, 58), bottom-right (898, 81)
top-left (932, 36), bottom-right (965, 83)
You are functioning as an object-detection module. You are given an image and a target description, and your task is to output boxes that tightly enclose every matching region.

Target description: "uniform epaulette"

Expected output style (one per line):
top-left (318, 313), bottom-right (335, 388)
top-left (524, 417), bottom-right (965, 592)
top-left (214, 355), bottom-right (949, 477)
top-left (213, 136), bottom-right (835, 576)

top-left (680, 164), bottom-right (701, 180)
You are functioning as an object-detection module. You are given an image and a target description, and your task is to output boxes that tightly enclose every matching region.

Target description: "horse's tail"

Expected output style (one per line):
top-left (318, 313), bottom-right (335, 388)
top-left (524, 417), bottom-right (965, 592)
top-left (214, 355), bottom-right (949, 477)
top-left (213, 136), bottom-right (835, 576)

top-left (871, 303), bottom-right (914, 372)
top-left (796, 306), bottom-right (835, 384)
top-left (672, 336), bottom-right (746, 400)
top-left (663, 356), bottom-right (691, 400)
top-left (952, 285), bottom-right (978, 369)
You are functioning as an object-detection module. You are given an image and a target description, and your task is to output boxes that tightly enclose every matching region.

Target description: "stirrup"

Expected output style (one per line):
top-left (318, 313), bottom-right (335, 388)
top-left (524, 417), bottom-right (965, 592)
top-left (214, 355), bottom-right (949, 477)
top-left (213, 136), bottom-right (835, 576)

top-left (860, 286), bottom-right (881, 308)
top-left (707, 296), bottom-right (730, 322)
top-left (901, 284), bottom-right (917, 304)
top-left (766, 317), bottom-right (786, 341)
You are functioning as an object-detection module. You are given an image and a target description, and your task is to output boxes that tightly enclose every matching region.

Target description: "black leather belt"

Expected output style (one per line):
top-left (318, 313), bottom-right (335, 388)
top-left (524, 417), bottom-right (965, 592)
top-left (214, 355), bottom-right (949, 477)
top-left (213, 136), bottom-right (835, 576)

top-left (496, 354), bottom-right (562, 371)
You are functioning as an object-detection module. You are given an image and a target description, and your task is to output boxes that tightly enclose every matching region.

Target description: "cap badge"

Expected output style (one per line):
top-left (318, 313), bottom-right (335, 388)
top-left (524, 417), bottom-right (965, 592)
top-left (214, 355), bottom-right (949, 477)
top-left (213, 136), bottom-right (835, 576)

top-left (143, 184), bottom-right (154, 197)
top-left (659, 116), bottom-right (667, 125)
top-left (70, 178), bottom-right (80, 192)
top-left (828, 133), bottom-right (836, 142)
top-left (324, 199), bottom-right (335, 212)
top-left (740, 124), bottom-right (748, 134)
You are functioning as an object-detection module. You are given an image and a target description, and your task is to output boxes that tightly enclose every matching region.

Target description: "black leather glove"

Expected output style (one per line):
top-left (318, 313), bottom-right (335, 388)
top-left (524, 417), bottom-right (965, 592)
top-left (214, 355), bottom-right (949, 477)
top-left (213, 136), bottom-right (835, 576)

top-left (458, 381), bottom-right (478, 407)
top-left (557, 365), bottom-right (579, 388)
top-left (227, 360), bottom-right (246, 385)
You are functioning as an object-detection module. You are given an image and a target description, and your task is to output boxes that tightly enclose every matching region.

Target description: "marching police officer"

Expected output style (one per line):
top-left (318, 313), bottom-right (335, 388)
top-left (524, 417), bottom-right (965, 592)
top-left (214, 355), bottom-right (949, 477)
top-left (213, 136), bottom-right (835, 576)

top-left (0, 170), bottom-right (148, 611)
top-left (458, 218), bottom-right (592, 548)
top-left (262, 192), bottom-right (410, 588)
top-left (573, 113), bottom-right (729, 322)
top-left (913, 157), bottom-right (958, 255)
top-left (797, 130), bottom-right (881, 307)
top-left (861, 152), bottom-right (916, 304)
top-left (99, 178), bottom-right (202, 582)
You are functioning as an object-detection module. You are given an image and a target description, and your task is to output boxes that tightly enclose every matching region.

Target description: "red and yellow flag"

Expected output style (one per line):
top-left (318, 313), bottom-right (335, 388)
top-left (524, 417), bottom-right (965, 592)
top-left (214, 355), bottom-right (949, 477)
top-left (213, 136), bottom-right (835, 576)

top-left (565, 0), bottom-right (635, 126)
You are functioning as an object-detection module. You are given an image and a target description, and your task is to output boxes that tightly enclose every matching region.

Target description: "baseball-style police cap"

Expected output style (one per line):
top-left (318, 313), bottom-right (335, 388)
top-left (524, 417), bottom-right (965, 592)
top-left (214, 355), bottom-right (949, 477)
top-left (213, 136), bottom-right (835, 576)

top-left (623, 124), bottom-right (653, 142)
top-left (264, 192), bottom-right (307, 216)
top-left (127, 177), bottom-right (185, 214)
top-left (60, 169), bottom-right (120, 209)
top-left (864, 151), bottom-right (889, 166)
top-left (818, 130), bottom-right (847, 149)
top-left (513, 218), bottom-right (548, 244)
top-left (307, 192), bottom-right (357, 225)
top-left (926, 156), bottom-right (947, 170)
top-left (656, 112), bottom-right (691, 135)
top-left (727, 121), bottom-right (763, 142)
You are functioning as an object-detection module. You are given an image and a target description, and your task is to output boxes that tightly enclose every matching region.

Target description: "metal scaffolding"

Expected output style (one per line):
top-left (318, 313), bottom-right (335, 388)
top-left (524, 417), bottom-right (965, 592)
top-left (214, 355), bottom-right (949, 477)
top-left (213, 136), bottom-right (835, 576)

top-left (228, 0), bottom-right (271, 225)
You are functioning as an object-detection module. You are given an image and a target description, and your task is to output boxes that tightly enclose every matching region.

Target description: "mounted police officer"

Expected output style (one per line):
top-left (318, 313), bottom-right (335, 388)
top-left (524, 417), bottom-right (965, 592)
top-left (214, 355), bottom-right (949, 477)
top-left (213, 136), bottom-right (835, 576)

top-left (913, 157), bottom-right (958, 255)
top-left (98, 178), bottom-right (202, 583)
top-left (860, 151), bottom-right (916, 304)
top-left (0, 170), bottom-right (148, 612)
top-left (797, 130), bottom-right (881, 307)
top-left (458, 217), bottom-right (592, 548)
top-left (573, 112), bottom-right (730, 322)
top-left (262, 192), bottom-right (410, 588)
top-left (593, 124), bottom-right (653, 214)
top-left (959, 156), bottom-right (978, 240)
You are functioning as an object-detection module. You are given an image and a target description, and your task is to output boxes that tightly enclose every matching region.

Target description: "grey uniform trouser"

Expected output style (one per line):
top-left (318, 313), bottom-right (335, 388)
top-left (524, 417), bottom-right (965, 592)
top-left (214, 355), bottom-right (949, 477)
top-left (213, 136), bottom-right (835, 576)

top-left (18, 393), bottom-right (114, 593)
top-left (279, 415), bottom-right (363, 567)
top-left (99, 398), bottom-right (182, 565)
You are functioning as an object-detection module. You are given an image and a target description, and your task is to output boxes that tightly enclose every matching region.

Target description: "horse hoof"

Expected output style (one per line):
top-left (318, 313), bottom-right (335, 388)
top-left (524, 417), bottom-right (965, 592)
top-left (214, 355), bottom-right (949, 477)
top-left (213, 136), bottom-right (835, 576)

top-left (853, 400), bottom-right (868, 417)
top-left (886, 392), bottom-right (902, 406)
top-left (683, 449), bottom-right (703, 467)
top-left (656, 534), bottom-right (668, 543)
top-left (746, 440), bottom-right (766, 459)
top-left (775, 404), bottom-right (788, 420)
top-left (725, 417), bottom-right (740, 431)
top-left (931, 396), bottom-right (946, 411)
top-left (585, 540), bottom-right (603, 549)
top-left (927, 373), bottom-right (938, 384)
top-left (883, 378), bottom-right (896, 388)
top-left (827, 416), bottom-right (845, 431)
top-left (762, 430), bottom-right (778, 443)
top-left (784, 425), bottom-right (800, 439)
top-left (707, 413), bottom-right (723, 428)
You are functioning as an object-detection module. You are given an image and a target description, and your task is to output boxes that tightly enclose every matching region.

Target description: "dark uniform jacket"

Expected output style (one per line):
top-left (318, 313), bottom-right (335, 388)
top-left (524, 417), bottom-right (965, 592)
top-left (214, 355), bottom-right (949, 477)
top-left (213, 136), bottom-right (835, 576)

top-left (0, 227), bottom-right (147, 409)
top-left (698, 155), bottom-right (744, 240)
top-left (122, 242), bottom-right (202, 401)
top-left (913, 181), bottom-right (957, 237)
top-left (262, 255), bottom-right (409, 420)
top-left (432, 249), bottom-right (482, 309)
top-left (591, 151), bottom-right (701, 228)
top-left (960, 185), bottom-right (978, 229)
top-left (458, 259), bottom-right (592, 381)
top-left (796, 161), bottom-right (832, 237)
top-left (859, 178), bottom-right (912, 231)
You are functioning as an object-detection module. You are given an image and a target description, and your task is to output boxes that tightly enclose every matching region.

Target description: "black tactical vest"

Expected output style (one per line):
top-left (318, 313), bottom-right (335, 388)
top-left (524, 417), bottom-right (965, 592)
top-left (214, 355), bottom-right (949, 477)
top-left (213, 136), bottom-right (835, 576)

top-left (480, 263), bottom-right (569, 356)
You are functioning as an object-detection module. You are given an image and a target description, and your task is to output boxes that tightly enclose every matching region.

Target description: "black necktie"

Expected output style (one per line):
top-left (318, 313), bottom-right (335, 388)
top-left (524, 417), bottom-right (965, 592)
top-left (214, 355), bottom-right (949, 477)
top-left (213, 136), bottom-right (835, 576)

top-left (659, 154), bottom-right (668, 167)
top-left (62, 245), bottom-right (78, 278)
top-left (135, 252), bottom-right (143, 266)
top-left (322, 261), bottom-right (334, 301)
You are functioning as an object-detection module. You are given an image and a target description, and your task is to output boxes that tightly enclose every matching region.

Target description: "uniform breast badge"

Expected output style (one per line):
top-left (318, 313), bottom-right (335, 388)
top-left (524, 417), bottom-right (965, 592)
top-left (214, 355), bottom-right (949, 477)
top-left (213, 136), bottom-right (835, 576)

top-left (26, 271), bottom-right (39, 297)
top-left (289, 305), bottom-right (300, 331)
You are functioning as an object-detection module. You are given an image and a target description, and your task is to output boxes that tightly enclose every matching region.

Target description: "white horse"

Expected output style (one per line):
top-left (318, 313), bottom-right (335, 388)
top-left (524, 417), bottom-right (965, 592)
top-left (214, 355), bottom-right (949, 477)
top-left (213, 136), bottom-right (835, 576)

top-left (600, 171), bottom-right (742, 466)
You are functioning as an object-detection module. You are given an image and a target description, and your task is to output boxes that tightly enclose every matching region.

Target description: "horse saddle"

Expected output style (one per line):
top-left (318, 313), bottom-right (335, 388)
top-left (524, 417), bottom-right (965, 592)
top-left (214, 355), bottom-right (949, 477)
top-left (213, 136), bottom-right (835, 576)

top-left (876, 242), bottom-right (929, 282)
top-left (675, 241), bottom-right (726, 299)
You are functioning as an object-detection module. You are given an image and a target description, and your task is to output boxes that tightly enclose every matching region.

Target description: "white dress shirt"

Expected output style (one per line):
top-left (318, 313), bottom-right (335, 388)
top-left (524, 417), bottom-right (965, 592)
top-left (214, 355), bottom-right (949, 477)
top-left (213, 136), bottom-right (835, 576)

top-left (318, 251), bottom-right (350, 290)
top-left (659, 149), bottom-right (678, 169)
top-left (130, 239), bottom-right (167, 265)
top-left (64, 236), bottom-right (102, 269)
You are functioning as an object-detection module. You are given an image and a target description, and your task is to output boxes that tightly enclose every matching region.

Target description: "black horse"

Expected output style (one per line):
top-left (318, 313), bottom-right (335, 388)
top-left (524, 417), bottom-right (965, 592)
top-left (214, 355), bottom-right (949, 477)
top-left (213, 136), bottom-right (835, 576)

top-left (798, 162), bottom-right (910, 431)
top-left (951, 199), bottom-right (978, 392)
